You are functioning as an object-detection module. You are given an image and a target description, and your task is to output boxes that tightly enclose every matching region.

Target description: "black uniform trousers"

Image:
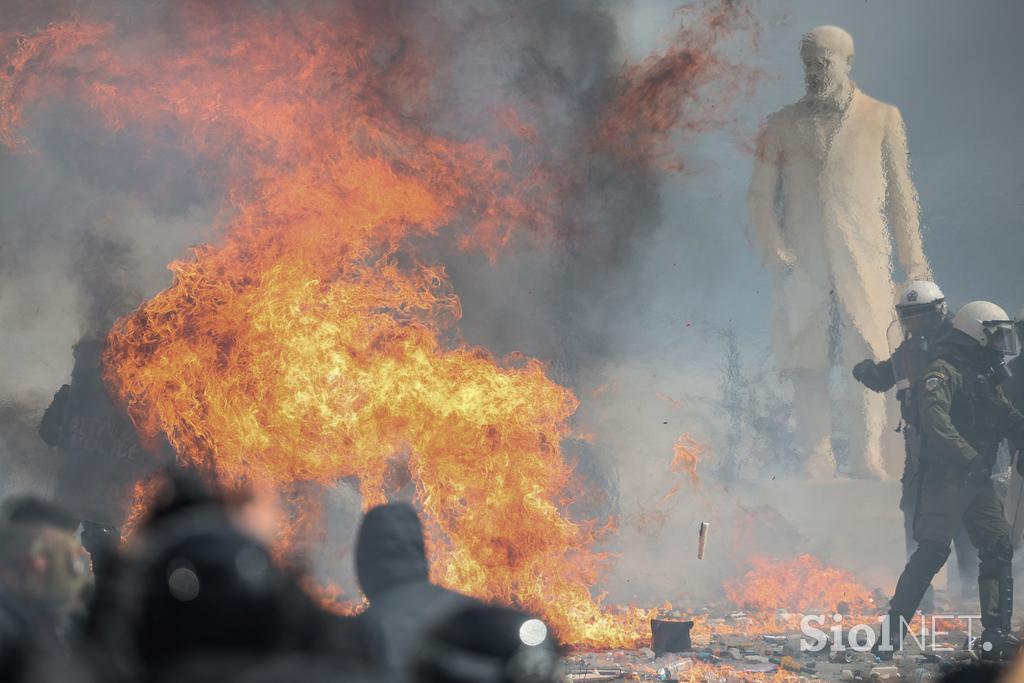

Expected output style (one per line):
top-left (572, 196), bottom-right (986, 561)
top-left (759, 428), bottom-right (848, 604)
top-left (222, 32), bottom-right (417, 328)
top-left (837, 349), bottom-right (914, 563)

top-left (914, 468), bottom-right (1008, 548)
top-left (900, 425), bottom-right (978, 599)
top-left (890, 462), bottom-right (1011, 630)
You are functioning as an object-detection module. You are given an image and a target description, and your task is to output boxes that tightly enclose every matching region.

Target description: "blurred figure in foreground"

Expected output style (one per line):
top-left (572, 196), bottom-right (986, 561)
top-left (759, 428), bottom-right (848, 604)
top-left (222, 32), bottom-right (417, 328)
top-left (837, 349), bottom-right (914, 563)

top-left (0, 496), bottom-right (92, 681)
top-left (91, 473), bottom-right (369, 683)
top-left (938, 662), bottom-right (1004, 683)
top-left (356, 502), bottom-right (480, 681)
top-left (411, 605), bottom-right (562, 683)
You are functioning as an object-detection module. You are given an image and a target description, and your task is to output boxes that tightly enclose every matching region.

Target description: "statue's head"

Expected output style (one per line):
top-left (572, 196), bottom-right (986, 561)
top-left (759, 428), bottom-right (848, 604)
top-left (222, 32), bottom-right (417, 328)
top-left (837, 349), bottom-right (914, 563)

top-left (800, 25), bottom-right (854, 105)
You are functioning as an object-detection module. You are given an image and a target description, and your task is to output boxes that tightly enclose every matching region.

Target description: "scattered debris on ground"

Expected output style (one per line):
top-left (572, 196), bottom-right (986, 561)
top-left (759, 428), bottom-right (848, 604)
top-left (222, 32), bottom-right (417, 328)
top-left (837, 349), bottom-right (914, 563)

top-left (565, 594), bottom-right (999, 682)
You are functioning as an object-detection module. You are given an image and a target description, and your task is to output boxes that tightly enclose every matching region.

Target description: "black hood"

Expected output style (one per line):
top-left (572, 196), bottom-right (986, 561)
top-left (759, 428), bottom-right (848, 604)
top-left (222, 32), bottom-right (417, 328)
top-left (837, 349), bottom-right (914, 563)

top-left (355, 503), bottom-right (429, 600)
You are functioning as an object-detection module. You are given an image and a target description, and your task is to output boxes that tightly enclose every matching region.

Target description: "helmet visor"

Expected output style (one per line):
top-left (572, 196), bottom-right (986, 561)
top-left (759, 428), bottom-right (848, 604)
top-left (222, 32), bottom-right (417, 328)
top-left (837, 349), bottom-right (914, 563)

top-left (897, 302), bottom-right (945, 339)
top-left (983, 321), bottom-right (1020, 356)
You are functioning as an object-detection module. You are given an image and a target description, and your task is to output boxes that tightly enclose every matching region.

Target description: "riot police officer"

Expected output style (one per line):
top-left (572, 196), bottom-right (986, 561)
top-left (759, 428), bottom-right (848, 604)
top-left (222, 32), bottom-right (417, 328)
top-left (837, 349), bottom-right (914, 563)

top-left (878, 301), bottom-right (1024, 660)
top-left (853, 282), bottom-right (976, 604)
top-left (853, 281), bottom-right (952, 396)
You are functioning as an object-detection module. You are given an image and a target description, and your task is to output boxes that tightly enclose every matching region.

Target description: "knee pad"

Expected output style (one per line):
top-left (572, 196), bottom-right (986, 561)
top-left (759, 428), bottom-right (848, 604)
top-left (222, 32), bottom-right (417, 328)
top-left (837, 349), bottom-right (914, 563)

top-left (997, 536), bottom-right (1013, 563)
top-left (978, 536), bottom-right (1013, 577)
top-left (911, 540), bottom-right (951, 574)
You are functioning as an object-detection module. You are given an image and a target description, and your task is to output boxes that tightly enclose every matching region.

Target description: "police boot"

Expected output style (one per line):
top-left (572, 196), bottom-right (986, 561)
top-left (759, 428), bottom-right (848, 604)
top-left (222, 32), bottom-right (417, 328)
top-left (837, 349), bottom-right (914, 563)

top-left (977, 628), bottom-right (1020, 661)
top-left (877, 541), bottom-right (951, 660)
top-left (976, 543), bottom-right (1020, 661)
top-left (871, 611), bottom-right (905, 661)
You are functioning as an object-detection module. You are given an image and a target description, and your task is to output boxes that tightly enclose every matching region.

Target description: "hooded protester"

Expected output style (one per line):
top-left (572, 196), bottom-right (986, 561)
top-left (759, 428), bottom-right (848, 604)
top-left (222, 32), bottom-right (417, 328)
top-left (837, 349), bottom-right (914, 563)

top-left (355, 502), bottom-right (480, 681)
top-left (38, 336), bottom-right (162, 529)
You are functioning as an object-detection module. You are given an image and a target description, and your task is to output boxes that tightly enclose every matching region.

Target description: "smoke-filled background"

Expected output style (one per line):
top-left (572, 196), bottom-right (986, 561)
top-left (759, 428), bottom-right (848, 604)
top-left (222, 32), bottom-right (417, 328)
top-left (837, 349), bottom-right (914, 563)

top-left (1, 0), bottom-right (1022, 610)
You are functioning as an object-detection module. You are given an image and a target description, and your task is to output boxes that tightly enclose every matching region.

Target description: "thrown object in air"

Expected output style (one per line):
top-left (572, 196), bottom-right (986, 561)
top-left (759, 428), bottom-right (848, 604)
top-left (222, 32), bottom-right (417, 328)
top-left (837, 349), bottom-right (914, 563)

top-left (697, 522), bottom-right (710, 559)
top-left (651, 619), bottom-right (694, 656)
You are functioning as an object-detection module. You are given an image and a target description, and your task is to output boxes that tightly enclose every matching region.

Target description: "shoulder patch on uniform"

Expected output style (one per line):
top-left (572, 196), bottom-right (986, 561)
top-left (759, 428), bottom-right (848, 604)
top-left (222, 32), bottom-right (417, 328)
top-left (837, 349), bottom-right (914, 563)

top-left (924, 373), bottom-right (945, 391)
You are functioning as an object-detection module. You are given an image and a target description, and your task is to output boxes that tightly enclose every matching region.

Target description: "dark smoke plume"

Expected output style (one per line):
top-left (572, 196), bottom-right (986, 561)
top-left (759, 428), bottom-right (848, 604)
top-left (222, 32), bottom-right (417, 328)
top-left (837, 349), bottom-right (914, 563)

top-left (0, 0), bottom-right (758, 597)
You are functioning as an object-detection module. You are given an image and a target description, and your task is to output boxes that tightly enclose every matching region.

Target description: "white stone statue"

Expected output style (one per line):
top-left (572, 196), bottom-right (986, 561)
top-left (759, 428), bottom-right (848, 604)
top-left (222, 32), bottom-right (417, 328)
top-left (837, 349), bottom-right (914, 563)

top-left (747, 25), bottom-right (931, 478)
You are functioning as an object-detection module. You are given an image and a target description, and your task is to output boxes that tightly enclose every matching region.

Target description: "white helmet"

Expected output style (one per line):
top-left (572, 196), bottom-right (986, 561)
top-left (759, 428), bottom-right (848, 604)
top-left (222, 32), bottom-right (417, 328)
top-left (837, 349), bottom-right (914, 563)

top-left (895, 281), bottom-right (947, 338)
top-left (897, 280), bottom-right (945, 309)
top-left (952, 301), bottom-right (1019, 355)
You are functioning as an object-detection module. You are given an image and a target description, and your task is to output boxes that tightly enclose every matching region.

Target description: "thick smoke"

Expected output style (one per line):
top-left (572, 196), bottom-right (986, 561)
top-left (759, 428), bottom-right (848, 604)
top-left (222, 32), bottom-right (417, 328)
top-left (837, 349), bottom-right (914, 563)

top-left (0, 93), bottom-right (216, 392)
top-left (0, 396), bottom-right (57, 501)
top-left (0, 62), bottom-right (210, 509)
top-left (397, 0), bottom-right (759, 527)
top-left (0, 0), bottom-right (764, 607)
top-left (424, 0), bottom-right (757, 376)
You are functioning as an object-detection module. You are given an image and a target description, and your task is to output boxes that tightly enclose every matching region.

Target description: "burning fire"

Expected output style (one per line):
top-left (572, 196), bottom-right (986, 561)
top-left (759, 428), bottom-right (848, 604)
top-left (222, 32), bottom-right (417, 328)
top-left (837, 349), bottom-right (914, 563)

top-left (725, 555), bottom-right (875, 614)
top-left (0, 1), bottom-right (755, 648)
top-left (670, 434), bottom-right (705, 490)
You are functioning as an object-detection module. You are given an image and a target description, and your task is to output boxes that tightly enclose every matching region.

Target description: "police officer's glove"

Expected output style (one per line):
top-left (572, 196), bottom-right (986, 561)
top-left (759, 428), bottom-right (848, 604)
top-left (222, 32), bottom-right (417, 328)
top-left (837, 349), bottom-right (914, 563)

top-left (964, 457), bottom-right (990, 487)
top-left (852, 359), bottom-right (875, 384)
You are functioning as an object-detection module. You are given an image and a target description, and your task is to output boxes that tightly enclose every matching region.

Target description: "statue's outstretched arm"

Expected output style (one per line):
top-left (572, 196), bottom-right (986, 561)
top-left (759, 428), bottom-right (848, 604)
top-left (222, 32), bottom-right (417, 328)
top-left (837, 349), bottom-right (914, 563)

top-left (747, 121), bottom-right (791, 271)
top-left (883, 107), bottom-right (931, 281)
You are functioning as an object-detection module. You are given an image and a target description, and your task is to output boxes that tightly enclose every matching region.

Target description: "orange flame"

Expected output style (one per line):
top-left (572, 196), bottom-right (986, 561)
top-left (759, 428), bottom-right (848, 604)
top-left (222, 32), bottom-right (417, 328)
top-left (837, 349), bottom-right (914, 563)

top-left (0, 1), bottom-right (756, 648)
top-left (725, 555), bottom-right (875, 614)
top-left (669, 434), bottom-right (705, 490)
top-left (595, 2), bottom-right (759, 170)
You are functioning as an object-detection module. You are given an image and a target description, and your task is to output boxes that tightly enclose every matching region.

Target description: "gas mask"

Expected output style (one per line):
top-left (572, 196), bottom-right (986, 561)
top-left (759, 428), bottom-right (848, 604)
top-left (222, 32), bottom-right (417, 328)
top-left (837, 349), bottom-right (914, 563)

top-left (896, 301), bottom-right (947, 341)
top-left (978, 322), bottom-right (1017, 385)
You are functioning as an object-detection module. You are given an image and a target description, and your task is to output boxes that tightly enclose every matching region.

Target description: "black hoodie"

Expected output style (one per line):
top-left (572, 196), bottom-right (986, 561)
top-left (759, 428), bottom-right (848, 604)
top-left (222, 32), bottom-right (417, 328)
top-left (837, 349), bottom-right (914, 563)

top-left (355, 503), bottom-right (478, 681)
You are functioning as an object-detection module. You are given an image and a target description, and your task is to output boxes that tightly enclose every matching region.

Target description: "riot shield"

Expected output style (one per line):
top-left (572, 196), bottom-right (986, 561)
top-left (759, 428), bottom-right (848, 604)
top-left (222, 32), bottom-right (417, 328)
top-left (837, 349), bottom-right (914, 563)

top-left (1005, 458), bottom-right (1024, 549)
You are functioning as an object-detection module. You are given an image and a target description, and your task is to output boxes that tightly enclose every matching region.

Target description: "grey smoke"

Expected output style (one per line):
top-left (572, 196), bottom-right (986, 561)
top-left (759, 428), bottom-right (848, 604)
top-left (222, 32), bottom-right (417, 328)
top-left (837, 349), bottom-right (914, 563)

top-left (0, 96), bottom-right (215, 395)
top-left (3, 0), bottom-right (1021, 610)
top-left (0, 0), bottom-right (753, 604)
